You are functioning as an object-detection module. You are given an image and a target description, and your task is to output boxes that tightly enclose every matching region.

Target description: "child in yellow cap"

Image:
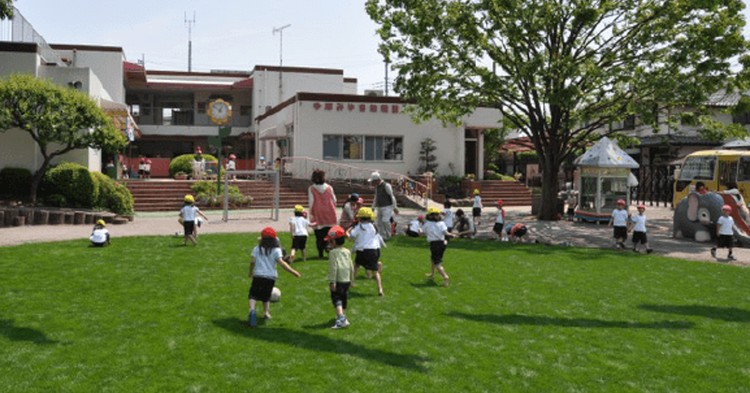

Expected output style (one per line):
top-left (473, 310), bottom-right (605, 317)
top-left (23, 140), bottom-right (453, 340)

top-left (179, 194), bottom-right (208, 246)
top-left (90, 219), bottom-right (111, 247)
top-left (288, 204), bottom-right (316, 262)
top-left (472, 189), bottom-right (482, 231)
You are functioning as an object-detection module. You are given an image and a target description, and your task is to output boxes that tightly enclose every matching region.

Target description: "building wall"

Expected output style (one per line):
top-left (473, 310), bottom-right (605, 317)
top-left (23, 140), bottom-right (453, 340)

top-left (0, 50), bottom-right (39, 77)
top-left (52, 47), bottom-right (124, 102)
top-left (252, 69), bottom-right (345, 122)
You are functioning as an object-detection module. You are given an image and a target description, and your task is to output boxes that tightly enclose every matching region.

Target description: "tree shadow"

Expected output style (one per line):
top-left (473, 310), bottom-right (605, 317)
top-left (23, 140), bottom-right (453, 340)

top-left (409, 280), bottom-right (440, 288)
top-left (0, 319), bottom-right (59, 345)
top-left (638, 304), bottom-right (750, 323)
top-left (212, 318), bottom-right (428, 372)
top-left (446, 312), bottom-right (694, 330)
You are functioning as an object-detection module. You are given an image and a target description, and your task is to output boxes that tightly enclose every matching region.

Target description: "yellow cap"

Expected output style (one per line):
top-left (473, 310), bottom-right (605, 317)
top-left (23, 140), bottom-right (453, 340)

top-left (427, 207), bottom-right (441, 215)
top-left (473, 189), bottom-right (480, 195)
top-left (294, 205), bottom-right (304, 212)
top-left (356, 207), bottom-right (374, 219)
top-left (184, 194), bottom-right (195, 203)
top-left (96, 219), bottom-right (106, 227)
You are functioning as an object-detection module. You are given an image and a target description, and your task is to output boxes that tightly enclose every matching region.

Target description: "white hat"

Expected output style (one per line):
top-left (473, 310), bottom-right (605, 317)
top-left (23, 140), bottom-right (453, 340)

top-left (368, 172), bottom-right (382, 182)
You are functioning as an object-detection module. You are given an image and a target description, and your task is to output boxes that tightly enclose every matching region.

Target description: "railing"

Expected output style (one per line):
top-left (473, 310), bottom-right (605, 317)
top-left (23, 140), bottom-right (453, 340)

top-left (279, 156), bottom-right (432, 209)
top-left (0, 6), bottom-right (64, 66)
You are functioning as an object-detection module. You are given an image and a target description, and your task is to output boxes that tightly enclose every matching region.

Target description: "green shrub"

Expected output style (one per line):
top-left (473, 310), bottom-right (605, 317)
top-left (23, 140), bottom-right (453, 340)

top-left (191, 180), bottom-right (252, 208)
top-left (41, 163), bottom-right (98, 208)
top-left (437, 175), bottom-right (464, 198)
top-left (92, 172), bottom-right (134, 215)
top-left (0, 167), bottom-right (32, 199)
top-left (169, 154), bottom-right (218, 178)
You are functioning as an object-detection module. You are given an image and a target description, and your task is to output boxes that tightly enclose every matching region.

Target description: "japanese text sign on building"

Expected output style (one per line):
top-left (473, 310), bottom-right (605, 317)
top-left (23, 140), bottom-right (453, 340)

top-left (312, 102), bottom-right (400, 114)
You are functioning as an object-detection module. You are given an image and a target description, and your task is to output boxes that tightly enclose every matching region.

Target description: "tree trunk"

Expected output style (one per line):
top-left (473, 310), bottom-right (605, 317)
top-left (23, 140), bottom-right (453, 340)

top-left (29, 157), bottom-right (52, 204)
top-left (538, 160), bottom-right (561, 220)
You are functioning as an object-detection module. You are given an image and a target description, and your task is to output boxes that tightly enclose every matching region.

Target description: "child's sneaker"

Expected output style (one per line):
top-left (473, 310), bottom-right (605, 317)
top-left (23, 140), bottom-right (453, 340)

top-left (264, 312), bottom-right (272, 320)
top-left (710, 248), bottom-right (717, 258)
top-left (248, 310), bottom-right (257, 327)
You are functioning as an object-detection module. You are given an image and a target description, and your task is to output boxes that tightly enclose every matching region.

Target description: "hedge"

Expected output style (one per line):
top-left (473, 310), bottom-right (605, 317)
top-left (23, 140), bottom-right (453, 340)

top-left (169, 154), bottom-right (218, 178)
top-left (92, 172), bottom-right (134, 215)
top-left (41, 162), bottom-right (98, 208)
top-left (0, 167), bottom-right (32, 199)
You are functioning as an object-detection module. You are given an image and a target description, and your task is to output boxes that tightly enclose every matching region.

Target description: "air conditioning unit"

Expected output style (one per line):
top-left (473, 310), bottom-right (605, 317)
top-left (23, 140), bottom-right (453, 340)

top-left (364, 89), bottom-right (384, 97)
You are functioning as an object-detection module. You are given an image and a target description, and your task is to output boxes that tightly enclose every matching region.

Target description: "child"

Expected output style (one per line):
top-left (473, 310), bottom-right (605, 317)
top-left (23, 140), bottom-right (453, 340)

top-left (406, 215), bottom-right (424, 237)
top-left (347, 207), bottom-right (385, 296)
top-left (179, 194), bottom-right (209, 246)
top-left (506, 222), bottom-right (528, 243)
top-left (226, 154), bottom-right (237, 180)
top-left (90, 219), bottom-right (110, 247)
top-left (629, 204), bottom-right (653, 253)
top-left (711, 204), bottom-right (736, 261)
top-left (453, 209), bottom-right (475, 238)
top-left (289, 205), bottom-right (315, 262)
top-left (493, 199), bottom-right (507, 241)
top-left (326, 225), bottom-right (354, 329)
top-left (566, 192), bottom-right (577, 221)
top-left (608, 199), bottom-right (629, 249)
top-left (339, 193), bottom-right (360, 229)
top-left (472, 189), bottom-right (482, 229)
top-left (143, 159), bottom-right (152, 179)
top-left (248, 227), bottom-right (301, 327)
top-left (442, 200), bottom-right (454, 232)
top-left (423, 207), bottom-right (455, 286)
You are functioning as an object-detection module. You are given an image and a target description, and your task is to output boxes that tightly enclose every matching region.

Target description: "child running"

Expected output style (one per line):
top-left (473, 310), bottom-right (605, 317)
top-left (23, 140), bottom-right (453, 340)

top-left (347, 207), bottom-right (385, 296)
top-left (248, 227), bottom-right (301, 327)
top-left (326, 225), bottom-right (354, 329)
top-left (493, 199), bottom-right (507, 241)
top-left (608, 199), bottom-right (629, 249)
top-left (423, 207), bottom-right (455, 286)
top-left (472, 189), bottom-right (483, 229)
top-left (90, 219), bottom-right (111, 247)
top-left (406, 215), bottom-right (424, 237)
top-left (629, 204), bottom-right (653, 253)
top-left (711, 204), bottom-right (736, 261)
top-left (442, 200), bottom-right (454, 232)
top-left (289, 205), bottom-right (315, 262)
top-left (179, 194), bottom-right (209, 246)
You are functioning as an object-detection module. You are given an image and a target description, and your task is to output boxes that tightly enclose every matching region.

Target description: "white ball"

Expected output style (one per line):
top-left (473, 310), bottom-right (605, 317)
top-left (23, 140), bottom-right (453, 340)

top-left (270, 287), bottom-right (281, 303)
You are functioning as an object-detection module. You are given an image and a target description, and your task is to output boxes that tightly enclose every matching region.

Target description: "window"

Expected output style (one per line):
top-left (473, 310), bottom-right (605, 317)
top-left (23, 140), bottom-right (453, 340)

top-left (240, 105), bottom-right (252, 116)
top-left (623, 115), bottom-right (636, 130)
top-left (197, 102), bottom-right (206, 114)
top-left (679, 156), bottom-right (716, 181)
top-left (325, 134), bottom-right (403, 161)
top-left (739, 157), bottom-right (750, 182)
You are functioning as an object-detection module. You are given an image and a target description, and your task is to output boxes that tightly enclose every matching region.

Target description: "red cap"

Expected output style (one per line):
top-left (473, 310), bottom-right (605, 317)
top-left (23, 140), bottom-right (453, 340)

top-left (325, 225), bottom-right (346, 241)
top-left (196, 147), bottom-right (203, 153)
top-left (616, 199), bottom-right (626, 205)
top-left (637, 204), bottom-right (646, 210)
top-left (146, 159), bottom-right (152, 164)
top-left (722, 204), bottom-right (732, 212)
top-left (261, 227), bottom-right (277, 238)
top-left (229, 154), bottom-right (237, 160)
top-left (496, 199), bottom-right (504, 205)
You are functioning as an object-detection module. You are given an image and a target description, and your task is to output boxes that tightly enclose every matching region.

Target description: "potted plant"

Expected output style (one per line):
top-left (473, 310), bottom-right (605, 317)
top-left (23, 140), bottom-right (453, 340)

top-left (174, 171), bottom-right (188, 180)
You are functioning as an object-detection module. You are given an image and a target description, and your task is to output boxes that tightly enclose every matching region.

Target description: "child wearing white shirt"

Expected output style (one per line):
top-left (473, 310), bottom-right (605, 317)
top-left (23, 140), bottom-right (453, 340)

top-left (347, 207), bottom-right (384, 296)
top-left (629, 204), bottom-right (652, 253)
top-left (711, 205), bottom-right (736, 261)
top-left (609, 199), bottom-right (629, 249)
top-left (288, 205), bottom-right (315, 262)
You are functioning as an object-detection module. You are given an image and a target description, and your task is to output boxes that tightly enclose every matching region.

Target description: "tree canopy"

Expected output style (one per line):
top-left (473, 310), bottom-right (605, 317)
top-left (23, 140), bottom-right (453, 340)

top-left (0, 0), bottom-right (13, 20)
top-left (367, 0), bottom-right (750, 219)
top-left (0, 74), bottom-right (126, 203)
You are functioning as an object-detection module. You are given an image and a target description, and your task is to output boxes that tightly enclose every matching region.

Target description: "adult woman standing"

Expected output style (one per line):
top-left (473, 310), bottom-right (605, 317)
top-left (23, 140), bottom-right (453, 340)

top-left (308, 169), bottom-right (338, 259)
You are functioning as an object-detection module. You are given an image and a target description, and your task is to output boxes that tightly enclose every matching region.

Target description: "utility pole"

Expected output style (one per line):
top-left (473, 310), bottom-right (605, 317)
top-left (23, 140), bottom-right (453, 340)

top-left (272, 24), bottom-right (291, 102)
top-left (185, 12), bottom-right (196, 72)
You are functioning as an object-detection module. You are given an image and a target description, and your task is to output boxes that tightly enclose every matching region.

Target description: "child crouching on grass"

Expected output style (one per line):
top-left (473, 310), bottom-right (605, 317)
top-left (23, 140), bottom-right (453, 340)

top-left (248, 227), bottom-right (301, 327)
top-left (423, 207), bottom-right (455, 287)
top-left (90, 219), bottom-right (111, 247)
top-left (326, 225), bottom-right (354, 329)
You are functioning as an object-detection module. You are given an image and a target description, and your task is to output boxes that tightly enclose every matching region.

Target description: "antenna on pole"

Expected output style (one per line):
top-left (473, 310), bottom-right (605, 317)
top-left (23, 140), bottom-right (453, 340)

top-left (272, 24), bottom-right (291, 101)
top-left (184, 11), bottom-right (196, 72)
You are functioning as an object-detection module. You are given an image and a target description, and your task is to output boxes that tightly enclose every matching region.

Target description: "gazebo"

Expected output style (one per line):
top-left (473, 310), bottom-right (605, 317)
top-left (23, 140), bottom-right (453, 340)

top-left (573, 137), bottom-right (639, 223)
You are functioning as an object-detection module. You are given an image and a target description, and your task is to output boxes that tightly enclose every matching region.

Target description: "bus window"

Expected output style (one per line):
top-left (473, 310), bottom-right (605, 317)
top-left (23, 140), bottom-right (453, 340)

top-left (739, 157), bottom-right (750, 181)
top-left (678, 156), bottom-right (715, 181)
top-left (719, 161), bottom-right (738, 187)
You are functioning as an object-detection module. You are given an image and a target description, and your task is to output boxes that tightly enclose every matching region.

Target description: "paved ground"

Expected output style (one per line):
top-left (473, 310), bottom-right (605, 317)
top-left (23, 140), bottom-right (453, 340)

top-left (0, 205), bottom-right (747, 266)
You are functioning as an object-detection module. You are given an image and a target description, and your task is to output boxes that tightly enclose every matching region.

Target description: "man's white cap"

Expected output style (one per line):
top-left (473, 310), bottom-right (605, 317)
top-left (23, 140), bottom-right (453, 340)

top-left (368, 172), bottom-right (382, 182)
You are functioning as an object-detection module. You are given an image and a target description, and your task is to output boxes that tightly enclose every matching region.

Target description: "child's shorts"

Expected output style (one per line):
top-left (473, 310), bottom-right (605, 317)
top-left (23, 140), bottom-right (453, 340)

top-left (632, 231), bottom-right (647, 244)
top-left (292, 235), bottom-right (307, 251)
top-left (430, 240), bottom-right (447, 264)
top-left (492, 223), bottom-right (504, 234)
top-left (330, 282), bottom-right (351, 309)
top-left (472, 207), bottom-right (481, 217)
top-left (183, 220), bottom-right (195, 236)
top-left (717, 234), bottom-right (734, 248)
top-left (613, 226), bottom-right (627, 239)
top-left (249, 276), bottom-right (276, 302)
top-left (355, 249), bottom-right (380, 271)
top-left (406, 229), bottom-right (420, 237)
top-left (567, 207), bottom-right (575, 216)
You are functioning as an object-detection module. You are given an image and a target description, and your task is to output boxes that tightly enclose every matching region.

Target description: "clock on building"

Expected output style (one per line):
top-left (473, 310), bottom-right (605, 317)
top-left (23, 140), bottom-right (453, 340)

top-left (208, 99), bottom-right (232, 125)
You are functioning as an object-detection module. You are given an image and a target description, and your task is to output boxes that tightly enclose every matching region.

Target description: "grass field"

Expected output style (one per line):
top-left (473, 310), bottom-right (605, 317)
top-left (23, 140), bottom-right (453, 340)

top-left (1, 233), bottom-right (749, 392)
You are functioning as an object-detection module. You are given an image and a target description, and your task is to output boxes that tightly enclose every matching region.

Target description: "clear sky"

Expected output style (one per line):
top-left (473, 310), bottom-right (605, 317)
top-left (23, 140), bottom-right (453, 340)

top-left (9, 0), bottom-right (389, 93)
top-left (7, 0), bottom-right (750, 95)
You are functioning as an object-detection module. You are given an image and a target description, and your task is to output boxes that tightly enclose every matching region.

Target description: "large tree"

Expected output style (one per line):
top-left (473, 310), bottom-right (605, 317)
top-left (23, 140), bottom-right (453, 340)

top-left (0, 0), bottom-right (13, 20)
top-left (367, 0), bottom-right (750, 219)
top-left (0, 74), bottom-right (126, 203)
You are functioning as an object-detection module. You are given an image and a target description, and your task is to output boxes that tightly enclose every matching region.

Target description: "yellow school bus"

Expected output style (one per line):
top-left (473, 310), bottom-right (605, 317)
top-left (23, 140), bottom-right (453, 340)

top-left (673, 149), bottom-right (750, 205)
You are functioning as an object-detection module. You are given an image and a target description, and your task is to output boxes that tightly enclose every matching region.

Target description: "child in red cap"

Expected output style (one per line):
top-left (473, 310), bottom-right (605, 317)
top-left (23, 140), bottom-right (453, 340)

top-left (609, 199), bottom-right (629, 249)
top-left (248, 227), bottom-right (301, 327)
top-left (493, 199), bottom-right (507, 241)
top-left (711, 205), bottom-right (736, 261)
top-left (326, 225), bottom-right (354, 329)
top-left (629, 204), bottom-right (653, 253)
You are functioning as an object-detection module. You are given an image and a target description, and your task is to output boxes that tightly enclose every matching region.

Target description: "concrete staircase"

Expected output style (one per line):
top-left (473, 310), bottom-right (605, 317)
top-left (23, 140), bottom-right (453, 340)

top-left (468, 180), bottom-right (532, 206)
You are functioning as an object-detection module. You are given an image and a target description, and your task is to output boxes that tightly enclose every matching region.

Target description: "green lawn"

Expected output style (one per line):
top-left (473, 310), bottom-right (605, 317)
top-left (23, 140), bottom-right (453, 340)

top-left (1, 234), bottom-right (749, 392)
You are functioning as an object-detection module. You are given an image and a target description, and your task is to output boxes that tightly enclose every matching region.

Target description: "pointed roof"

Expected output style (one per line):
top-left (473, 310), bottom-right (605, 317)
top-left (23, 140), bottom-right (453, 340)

top-left (574, 137), bottom-right (639, 168)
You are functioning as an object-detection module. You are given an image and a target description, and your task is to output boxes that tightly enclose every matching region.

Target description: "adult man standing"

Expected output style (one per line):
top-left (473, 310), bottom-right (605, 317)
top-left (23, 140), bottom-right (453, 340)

top-left (369, 171), bottom-right (398, 241)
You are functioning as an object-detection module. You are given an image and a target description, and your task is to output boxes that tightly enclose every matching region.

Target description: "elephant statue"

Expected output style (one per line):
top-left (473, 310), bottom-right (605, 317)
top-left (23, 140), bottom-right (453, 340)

top-left (673, 191), bottom-right (724, 242)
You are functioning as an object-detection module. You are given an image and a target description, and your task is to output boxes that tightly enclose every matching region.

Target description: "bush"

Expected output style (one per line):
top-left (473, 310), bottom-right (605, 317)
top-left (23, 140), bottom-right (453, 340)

top-left (191, 180), bottom-right (252, 208)
top-left (169, 154), bottom-right (218, 178)
top-left (437, 175), bottom-right (464, 199)
top-left (0, 167), bottom-right (32, 199)
top-left (41, 163), bottom-right (98, 208)
top-left (92, 172), bottom-right (134, 215)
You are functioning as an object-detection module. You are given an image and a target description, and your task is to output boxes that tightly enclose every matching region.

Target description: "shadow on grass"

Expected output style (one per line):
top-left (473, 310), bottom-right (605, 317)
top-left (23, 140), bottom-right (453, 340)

top-left (446, 312), bottom-right (694, 329)
top-left (213, 318), bottom-right (428, 372)
top-left (410, 280), bottom-right (440, 288)
top-left (638, 304), bottom-right (750, 323)
top-left (0, 319), bottom-right (59, 345)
